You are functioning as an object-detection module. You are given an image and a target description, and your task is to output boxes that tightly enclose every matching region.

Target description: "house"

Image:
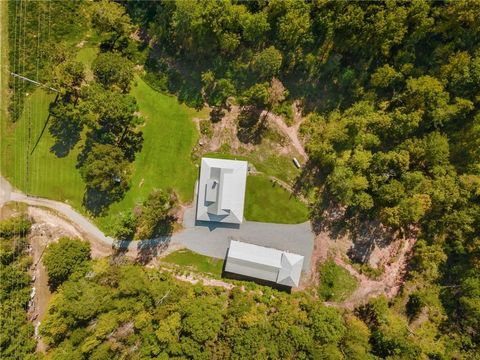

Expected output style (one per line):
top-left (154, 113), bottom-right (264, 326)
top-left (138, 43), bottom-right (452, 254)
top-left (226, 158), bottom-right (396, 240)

top-left (196, 157), bottom-right (248, 224)
top-left (224, 240), bottom-right (304, 287)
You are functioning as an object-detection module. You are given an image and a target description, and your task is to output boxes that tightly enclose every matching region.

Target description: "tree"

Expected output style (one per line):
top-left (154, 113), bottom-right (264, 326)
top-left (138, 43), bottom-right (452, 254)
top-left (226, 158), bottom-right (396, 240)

top-left (82, 85), bottom-right (144, 160)
top-left (251, 46), bottom-right (283, 80)
top-left (240, 82), bottom-right (270, 108)
top-left (90, 0), bottom-right (134, 50)
top-left (43, 238), bottom-right (91, 290)
top-left (80, 143), bottom-right (132, 199)
top-left (50, 59), bottom-right (86, 101)
top-left (240, 11), bottom-right (270, 43)
top-left (0, 215), bottom-right (31, 238)
top-left (135, 189), bottom-right (177, 239)
top-left (310, 306), bottom-right (346, 345)
top-left (109, 211), bottom-right (137, 240)
top-left (92, 52), bottom-right (134, 93)
top-left (269, 77), bottom-right (288, 109)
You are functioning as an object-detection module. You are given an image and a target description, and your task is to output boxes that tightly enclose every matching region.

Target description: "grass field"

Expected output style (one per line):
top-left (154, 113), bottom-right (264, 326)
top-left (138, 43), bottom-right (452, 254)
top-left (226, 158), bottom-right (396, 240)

top-left (161, 249), bottom-right (224, 278)
top-left (318, 259), bottom-right (358, 302)
top-left (1, 88), bottom-right (86, 208)
top-left (95, 77), bottom-right (205, 230)
top-left (244, 175), bottom-right (309, 224)
top-left (1, 43), bottom-right (206, 231)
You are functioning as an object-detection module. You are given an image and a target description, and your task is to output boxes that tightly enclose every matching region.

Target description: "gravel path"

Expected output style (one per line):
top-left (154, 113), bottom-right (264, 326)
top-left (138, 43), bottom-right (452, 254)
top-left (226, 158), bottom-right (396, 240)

top-left (1, 176), bottom-right (314, 270)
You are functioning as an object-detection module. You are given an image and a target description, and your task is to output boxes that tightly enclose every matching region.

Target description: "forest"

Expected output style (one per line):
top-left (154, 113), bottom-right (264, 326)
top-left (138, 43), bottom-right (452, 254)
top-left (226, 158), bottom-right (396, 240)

top-left (2, 0), bottom-right (479, 359)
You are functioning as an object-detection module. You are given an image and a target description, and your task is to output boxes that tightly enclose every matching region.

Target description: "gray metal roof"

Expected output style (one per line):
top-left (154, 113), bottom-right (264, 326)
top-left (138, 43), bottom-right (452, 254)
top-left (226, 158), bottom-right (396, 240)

top-left (196, 158), bottom-right (248, 224)
top-left (225, 240), bottom-right (304, 287)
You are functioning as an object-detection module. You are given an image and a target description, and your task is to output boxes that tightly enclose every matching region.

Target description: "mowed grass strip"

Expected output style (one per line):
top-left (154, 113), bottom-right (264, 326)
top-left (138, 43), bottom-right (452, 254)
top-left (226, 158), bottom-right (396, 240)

top-left (161, 248), bottom-right (224, 278)
top-left (244, 174), bottom-right (309, 224)
top-left (1, 88), bottom-right (85, 208)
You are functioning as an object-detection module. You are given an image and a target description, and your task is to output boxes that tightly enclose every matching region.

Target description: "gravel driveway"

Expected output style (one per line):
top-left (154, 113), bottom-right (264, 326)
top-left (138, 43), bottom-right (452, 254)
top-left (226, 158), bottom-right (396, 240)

top-left (172, 207), bottom-right (314, 271)
top-left (1, 176), bottom-right (314, 271)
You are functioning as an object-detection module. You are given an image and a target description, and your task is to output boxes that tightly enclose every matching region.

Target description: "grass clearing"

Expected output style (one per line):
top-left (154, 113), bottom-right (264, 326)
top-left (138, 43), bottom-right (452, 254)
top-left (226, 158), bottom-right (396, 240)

top-left (318, 259), bottom-right (358, 302)
top-left (161, 248), bottom-right (224, 278)
top-left (244, 175), bottom-right (309, 224)
top-left (1, 71), bottom-right (207, 232)
top-left (95, 77), bottom-right (206, 230)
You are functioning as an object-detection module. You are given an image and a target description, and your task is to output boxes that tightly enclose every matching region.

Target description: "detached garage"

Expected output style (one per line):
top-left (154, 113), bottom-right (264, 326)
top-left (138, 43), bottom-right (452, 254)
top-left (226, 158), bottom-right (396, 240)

top-left (224, 240), bottom-right (304, 288)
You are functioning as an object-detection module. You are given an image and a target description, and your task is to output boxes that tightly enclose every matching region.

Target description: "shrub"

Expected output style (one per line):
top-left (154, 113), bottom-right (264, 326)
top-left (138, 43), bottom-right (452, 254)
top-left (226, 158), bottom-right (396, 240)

top-left (199, 120), bottom-right (213, 138)
top-left (318, 259), bottom-right (358, 302)
top-left (0, 215), bottom-right (31, 238)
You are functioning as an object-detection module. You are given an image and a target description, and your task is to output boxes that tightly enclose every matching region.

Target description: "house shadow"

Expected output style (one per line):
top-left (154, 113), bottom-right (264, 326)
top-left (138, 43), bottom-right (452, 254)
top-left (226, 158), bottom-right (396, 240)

top-left (194, 219), bottom-right (240, 231)
top-left (222, 269), bottom-right (292, 294)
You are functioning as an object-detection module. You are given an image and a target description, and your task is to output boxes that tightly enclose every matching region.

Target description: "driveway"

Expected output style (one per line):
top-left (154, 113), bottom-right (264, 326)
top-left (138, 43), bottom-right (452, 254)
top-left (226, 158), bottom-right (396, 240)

top-left (172, 207), bottom-right (314, 271)
top-left (1, 176), bottom-right (314, 270)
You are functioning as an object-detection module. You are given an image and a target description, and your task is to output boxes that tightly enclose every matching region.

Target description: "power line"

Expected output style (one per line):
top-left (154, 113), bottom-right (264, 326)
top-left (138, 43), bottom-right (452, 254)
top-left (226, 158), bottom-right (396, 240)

top-left (10, 72), bottom-right (58, 93)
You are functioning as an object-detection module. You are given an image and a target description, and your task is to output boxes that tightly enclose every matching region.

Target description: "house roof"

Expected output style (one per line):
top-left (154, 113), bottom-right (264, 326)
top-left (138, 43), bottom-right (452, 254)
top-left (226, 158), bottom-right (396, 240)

top-left (224, 240), bottom-right (304, 287)
top-left (196, 158), bottom-right (248, 224)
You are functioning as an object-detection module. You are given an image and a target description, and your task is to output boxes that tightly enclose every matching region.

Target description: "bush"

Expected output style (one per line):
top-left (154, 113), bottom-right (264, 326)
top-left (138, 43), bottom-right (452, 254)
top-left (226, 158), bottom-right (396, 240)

top-left (143, 71), bottom-right (169, 93)
top-left (199, 120), bottom-right (213, 138)
top-left (272, 101), bottom-right (294, 126)
top-left (0, 215), bottom-right (31, 238)
top-left (318, 259), bottom-right (358, 302)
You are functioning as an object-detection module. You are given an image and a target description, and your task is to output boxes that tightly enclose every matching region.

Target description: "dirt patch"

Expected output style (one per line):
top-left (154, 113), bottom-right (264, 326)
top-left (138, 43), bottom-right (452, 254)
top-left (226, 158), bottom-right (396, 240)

top-left (27, 206), bottom-right (87, 353)
top-left (309, 226), bottom-right (417, 309)
top-left (262, 110), bottom-right (308, 161)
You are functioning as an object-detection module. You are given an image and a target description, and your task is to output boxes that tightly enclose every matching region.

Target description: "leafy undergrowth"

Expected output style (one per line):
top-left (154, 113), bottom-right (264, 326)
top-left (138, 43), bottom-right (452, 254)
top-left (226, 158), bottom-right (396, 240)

top-left (161, 248), bottom-right (224, 278)
top-left (318, 259), bottom-right (358, 302)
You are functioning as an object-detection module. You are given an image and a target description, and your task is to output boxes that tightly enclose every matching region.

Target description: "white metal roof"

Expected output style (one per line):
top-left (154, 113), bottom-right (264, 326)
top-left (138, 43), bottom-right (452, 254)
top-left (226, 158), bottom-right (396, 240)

top-left (196, 158), bottom-right (248, 224)
top-left (224, 240), bottom-right (304, 287)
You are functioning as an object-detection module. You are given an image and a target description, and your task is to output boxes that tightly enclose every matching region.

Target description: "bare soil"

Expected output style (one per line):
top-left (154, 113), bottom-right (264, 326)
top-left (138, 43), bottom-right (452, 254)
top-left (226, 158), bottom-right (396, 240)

top-left (27, 206), bottom-right (86, 353)
top-left (198, 104), bottom-right (308, 163)
top-left (308, 226), bottom-right (417, 308)
top-left (261, 110), bottom-right (308, 161)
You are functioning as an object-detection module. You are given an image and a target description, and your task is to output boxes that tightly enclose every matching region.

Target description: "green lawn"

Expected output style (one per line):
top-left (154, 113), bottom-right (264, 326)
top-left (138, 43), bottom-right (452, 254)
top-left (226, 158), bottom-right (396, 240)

top-left (1, 74), bottom-right (205, 232)
top-left (204, 148), bottom-right (301, 185)
top-left (2, 41), bottom-right (307, 230)
top-left (318, 259), bottom-right (358, 302)
top-left (161, 249), bottom-right (224, 278)
top-left (1, 89), bottom-right (85, 208)
top-left (244, 175), bottom-right (309, 224)
top-left (76, 46), bottom-right (98, 80)
top-left (95, 77), bottom-right (204, 230)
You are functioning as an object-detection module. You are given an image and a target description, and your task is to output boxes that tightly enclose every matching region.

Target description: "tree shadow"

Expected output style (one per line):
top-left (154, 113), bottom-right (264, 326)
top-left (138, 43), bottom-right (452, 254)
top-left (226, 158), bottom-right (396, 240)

top-left (135, 236), bottom-right (171, 265)
top-left (210, 106), bottom-right (226, 123)
top-left (346, 219), bottom-right (397, 265)
top-left (237, 107), bottom-right (267, 145)
top-left (306, 169), bottom-right (397, 266)
top-left (49, 115), bottom-right (83, 158)
top-left (83, 187), bottom-right (126, 217)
